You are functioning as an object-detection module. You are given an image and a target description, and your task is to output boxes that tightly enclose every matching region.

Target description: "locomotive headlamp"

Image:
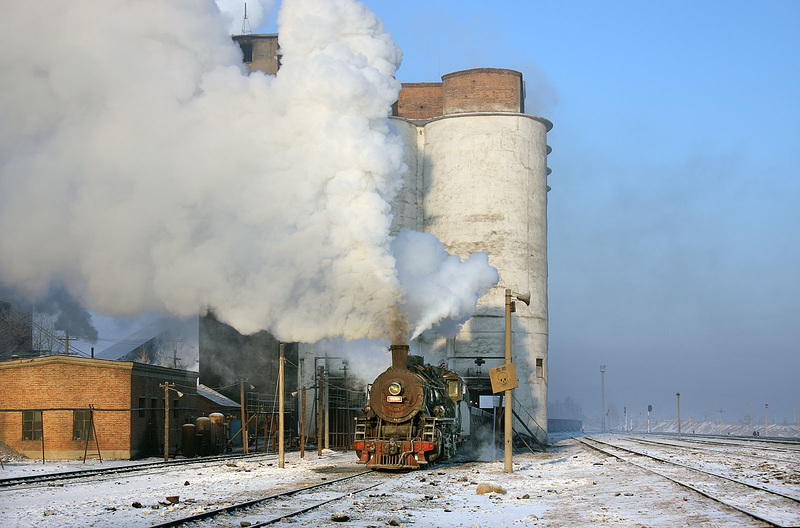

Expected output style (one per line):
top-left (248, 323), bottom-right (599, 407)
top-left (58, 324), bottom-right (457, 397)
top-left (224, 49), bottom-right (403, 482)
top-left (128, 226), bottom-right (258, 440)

top-left (388, 382), bottom-right (402, 396)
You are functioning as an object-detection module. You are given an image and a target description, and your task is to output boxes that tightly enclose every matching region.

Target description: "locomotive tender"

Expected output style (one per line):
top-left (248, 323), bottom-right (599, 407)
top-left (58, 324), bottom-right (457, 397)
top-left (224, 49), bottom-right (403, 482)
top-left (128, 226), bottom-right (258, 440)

top-left (353, 344), bottom-right (470, 470)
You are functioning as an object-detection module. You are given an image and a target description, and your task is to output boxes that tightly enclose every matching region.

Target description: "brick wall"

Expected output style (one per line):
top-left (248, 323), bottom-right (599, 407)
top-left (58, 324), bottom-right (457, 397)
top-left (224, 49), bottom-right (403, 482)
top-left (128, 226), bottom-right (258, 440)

top-left (394, 69), bottom-right (524, 120)
top-left (130, 364), bottom-right (198, 459)
top-left (233, 34), bottom-right (280, 75)
top-left (442, 68), bottom-right (523, 115)
top-left (0, 357), bottom-right (132, 459)
top-left (0, 356), bottom-right (198, 460)
top-left (395, 83), bottom-right (443, 119)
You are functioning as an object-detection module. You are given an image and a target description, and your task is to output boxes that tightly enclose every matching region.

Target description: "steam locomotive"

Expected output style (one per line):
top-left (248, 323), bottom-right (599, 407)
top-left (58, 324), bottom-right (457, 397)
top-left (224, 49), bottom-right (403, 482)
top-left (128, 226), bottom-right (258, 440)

top-left (353, 344), bottom-right (471, 470)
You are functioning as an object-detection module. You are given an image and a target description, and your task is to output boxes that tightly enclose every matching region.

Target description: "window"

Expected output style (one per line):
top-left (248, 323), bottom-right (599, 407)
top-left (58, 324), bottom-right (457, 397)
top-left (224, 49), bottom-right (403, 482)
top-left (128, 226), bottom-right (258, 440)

top-left (22, 410), bottom-right (42, 441)
top-left (239, 42), bottom-right (253, 63)
top-left (73, 410), bottom-right (93, 441)
top-left (536, 358), bottom-right (544, 378)
top-left (173, 399), bottom-right (179, 420)
top-left (151, 398), bottom-right (157, 418)
top-left (138, 397), bottom-right (145, 418)
top-left (447, 380), bottom-right (460, 400)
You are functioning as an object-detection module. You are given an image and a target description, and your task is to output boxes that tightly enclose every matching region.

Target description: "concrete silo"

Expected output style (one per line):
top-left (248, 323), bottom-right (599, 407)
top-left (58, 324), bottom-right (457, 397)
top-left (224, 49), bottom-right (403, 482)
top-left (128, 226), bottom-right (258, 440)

top-left (392, 68), bottom-right (552, 444)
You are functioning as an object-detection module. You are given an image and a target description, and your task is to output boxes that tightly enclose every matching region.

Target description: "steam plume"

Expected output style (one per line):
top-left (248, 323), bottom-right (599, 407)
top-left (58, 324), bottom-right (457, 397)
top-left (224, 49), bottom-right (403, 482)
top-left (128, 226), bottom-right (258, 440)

top-left (0, 0), bottom-right (496, 345)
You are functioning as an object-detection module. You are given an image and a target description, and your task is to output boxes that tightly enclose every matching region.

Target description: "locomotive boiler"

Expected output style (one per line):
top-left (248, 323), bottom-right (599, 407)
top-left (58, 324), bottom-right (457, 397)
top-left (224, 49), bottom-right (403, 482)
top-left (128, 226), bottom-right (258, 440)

top-left (353, 344), bottom-right (469, 470)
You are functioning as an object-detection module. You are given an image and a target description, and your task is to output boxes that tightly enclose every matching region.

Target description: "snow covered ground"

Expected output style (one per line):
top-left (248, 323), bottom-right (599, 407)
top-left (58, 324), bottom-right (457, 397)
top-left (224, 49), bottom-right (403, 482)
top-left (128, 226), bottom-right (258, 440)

top-left (1, 435), bottom-right (798, 527)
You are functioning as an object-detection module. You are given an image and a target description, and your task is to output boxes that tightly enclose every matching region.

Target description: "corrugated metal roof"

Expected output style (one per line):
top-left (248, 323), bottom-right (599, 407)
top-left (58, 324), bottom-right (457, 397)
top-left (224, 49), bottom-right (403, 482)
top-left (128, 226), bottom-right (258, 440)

top-left (197, 384), bottom-right (239, 408)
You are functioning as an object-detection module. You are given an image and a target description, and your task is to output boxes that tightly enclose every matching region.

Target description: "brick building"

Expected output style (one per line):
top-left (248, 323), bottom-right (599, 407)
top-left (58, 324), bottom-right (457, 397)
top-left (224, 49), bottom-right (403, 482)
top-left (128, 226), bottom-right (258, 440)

top-left (0, 356), bottom-right (199, 459)
top-left (394, 68), bottom-right (525, 119)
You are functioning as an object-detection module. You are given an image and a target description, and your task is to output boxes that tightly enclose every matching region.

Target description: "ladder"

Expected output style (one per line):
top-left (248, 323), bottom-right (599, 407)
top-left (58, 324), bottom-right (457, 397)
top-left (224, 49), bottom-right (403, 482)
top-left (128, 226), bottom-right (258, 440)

top-left (421, 417), bottom-right (437, 442)
top-left (354, 417), bottom-right (366, 441)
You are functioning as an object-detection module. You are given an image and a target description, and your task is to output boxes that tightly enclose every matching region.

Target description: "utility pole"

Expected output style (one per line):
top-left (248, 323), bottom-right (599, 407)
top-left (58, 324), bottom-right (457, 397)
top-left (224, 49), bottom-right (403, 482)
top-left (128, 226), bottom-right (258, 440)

top-left (278, 344), bottom-right (285, 468)
top-left (240, 380), bottom-right (249, 454)
top-left (317, 366), bottom-right (324, 456)
top-left (600, 365), bottom-right (606, 433)
top-left (504, 289), bottom-right (513, 473)
top-left (168, 339), bottom-right (183, 369)
top-left (676, 392), bottom-right (682, 439)
top-left (502, 289), bottom-right (529, 473)
top-left (300, 358), bottom-right (306, 459)
top-left (159, 382), bottom-right (182, 461)
top-left (765, 404), bottom-right (769, 437)
top-left (324, 357), bottom-right (330, 451)
top-left (343, 360), bottom-right (349, 443)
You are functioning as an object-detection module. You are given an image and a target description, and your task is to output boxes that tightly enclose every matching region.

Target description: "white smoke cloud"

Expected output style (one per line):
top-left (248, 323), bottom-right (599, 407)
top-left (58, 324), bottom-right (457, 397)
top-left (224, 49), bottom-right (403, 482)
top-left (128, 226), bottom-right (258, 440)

top-left (215, 0), bottom-right (275, 35)
top-left (393, 230), bottom-right (499, 340)
top-left (0, 0), bottom-right (496, 346)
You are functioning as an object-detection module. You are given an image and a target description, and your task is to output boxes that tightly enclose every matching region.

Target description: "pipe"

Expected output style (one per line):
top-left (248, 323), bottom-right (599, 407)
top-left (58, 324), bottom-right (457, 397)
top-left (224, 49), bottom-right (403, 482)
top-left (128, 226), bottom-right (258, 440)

top-left (390, 344), bottom-right (409, 370)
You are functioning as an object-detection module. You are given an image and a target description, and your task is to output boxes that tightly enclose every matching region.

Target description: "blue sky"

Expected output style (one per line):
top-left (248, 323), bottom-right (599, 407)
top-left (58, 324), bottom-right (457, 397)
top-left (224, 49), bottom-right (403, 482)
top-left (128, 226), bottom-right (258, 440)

top-left (260, 1), bottom-right (800, 424)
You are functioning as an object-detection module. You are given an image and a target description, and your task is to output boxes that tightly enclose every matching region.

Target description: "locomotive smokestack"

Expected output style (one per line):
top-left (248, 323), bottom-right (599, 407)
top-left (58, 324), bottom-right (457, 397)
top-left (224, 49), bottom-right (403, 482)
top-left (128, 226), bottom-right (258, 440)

top-left (390, 344), bottom-right (409, 370)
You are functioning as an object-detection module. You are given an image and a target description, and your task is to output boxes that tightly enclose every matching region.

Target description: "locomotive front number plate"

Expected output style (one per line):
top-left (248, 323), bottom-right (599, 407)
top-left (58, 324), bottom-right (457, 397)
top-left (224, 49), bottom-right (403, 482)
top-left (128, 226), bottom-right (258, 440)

top-left (386, 395), bottom-right (403, 403)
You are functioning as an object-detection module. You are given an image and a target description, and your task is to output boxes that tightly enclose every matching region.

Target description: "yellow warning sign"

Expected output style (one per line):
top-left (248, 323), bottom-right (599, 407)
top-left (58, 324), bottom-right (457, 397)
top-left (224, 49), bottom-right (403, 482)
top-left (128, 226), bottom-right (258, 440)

top-left (489, 363), bottom-right (518, 393)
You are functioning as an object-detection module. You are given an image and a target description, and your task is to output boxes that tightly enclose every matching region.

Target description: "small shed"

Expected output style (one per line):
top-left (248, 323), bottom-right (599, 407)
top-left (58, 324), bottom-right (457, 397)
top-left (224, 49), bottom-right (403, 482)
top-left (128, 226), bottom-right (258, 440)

top-left (0, 355), bottom-right (198, 460)
top-left (197, 383), bottom-right (240, 415)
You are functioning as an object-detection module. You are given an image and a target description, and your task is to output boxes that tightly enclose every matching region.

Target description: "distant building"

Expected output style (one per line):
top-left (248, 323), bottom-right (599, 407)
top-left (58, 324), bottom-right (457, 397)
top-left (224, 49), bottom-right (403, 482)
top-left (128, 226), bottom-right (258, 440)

top-left (95, 317), bottom-right (199, 370)
top-left (232, 34), bottom-right (279, 74)
top-left (197, 383), bottom-right (240, 415)
top-left (198, 311), bottom-right (298, 416)
top-left (0, 300), bottom-right (33, 360)
top-left (0, 356), bottom-right (198, 459)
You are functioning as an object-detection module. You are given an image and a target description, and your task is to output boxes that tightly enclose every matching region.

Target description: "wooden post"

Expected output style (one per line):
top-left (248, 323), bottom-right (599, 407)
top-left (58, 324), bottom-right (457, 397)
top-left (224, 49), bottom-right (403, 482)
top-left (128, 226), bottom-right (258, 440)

top-left (300, 358), bottom-right (306, 459)
top-left (83, 406), bottom-right (92, 463)
top-left (324, 361), bottom-right (329, 451)
top-left (264, 413), bottom-right (269, 453)
top-left (344, 361), bottom-right (349, 447)
top-left (279, 343), bottom-right (285, 468)
top-left (317, 366), bottom-right (324, 456)
top-left (161, 382), bottom-right (172, 461)
top-left (40, 411), bottom-right (45, 464)
top-left (504, 289), bottom-right (513, 473)
top-left (240, 380), bottom-right (249, 454)
top-left (253, 407), bottom-right (259, 452)
top-left (83, 405), bottom-right (103, 463)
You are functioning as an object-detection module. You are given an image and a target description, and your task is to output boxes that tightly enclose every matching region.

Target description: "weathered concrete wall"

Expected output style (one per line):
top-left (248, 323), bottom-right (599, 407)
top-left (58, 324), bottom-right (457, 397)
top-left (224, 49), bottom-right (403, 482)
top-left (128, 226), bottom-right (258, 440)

top-left (389, 119), bottom-right (424, 235)
top-left (392, 112), bottom-right (551, 443)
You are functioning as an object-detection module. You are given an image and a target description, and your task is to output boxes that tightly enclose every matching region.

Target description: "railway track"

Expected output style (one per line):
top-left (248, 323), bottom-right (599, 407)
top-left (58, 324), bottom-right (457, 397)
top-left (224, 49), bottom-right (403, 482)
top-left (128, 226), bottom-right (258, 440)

top-left (0, 451), bottom-right (278, 489)
top-left (622, 434), bottom-right (800, 468)
top-left (649, 432), bottom-right (800, 448)
top-left (147, 469), bottom-right (381, 527)
top-left (579, 436), bottom-right (800, 527)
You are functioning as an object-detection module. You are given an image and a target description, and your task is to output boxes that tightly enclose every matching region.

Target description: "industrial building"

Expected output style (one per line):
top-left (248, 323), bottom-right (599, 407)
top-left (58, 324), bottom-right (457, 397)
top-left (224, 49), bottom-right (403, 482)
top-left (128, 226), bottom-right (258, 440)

top-left (0, 33), bottom-right (552, 460)
top-left (0, 355), bottom-right (199, 459)
top-left (228, 33), bottom-right (552, 446)
top-left (387, 68), bottom-right (552, 444)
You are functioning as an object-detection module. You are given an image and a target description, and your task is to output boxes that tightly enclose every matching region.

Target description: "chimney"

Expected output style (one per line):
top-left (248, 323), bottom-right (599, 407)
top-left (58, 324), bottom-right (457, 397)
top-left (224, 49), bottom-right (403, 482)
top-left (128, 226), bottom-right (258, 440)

top-left (390, 344), bottom-right (409, 370)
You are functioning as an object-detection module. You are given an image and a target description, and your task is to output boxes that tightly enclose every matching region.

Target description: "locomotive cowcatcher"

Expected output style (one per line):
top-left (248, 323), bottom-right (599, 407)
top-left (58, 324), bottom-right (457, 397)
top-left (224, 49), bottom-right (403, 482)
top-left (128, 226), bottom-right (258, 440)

top-left (353, 344), bottom-right (469, 470)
